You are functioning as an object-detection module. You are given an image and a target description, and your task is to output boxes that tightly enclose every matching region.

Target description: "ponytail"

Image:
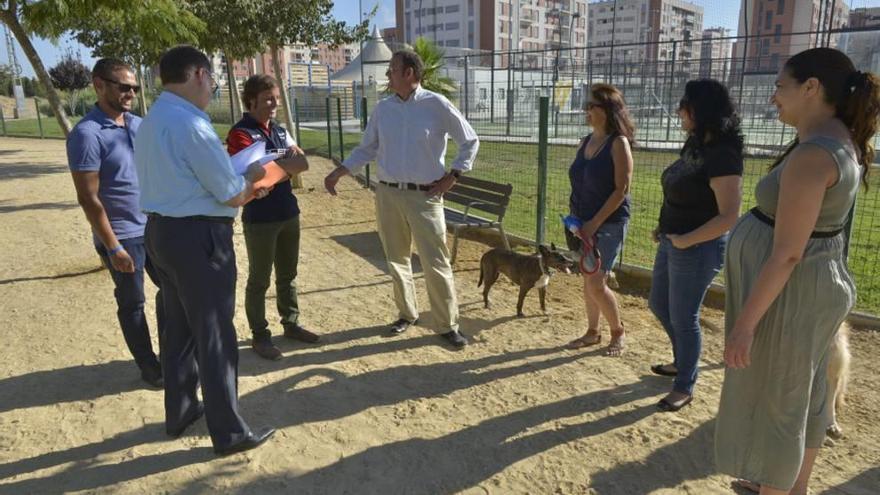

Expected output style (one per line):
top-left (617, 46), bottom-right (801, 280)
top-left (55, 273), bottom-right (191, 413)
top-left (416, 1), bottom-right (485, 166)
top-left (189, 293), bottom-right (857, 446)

top-left (772, 48), bottom-right (880, 189)
top-left (839, 70), bottom-right (880, 188)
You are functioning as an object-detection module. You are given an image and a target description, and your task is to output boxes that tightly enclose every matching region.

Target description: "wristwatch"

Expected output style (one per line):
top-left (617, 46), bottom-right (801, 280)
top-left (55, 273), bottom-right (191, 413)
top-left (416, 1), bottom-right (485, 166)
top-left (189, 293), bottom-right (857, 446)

top-left (450, 169), bottom-right (462, 179)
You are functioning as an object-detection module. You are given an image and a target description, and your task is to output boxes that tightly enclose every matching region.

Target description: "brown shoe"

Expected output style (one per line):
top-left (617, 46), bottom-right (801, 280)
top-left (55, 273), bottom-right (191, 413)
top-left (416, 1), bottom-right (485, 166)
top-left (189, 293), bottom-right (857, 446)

top-left (283, 324), bottom-right (320, 343)
top-left (251, 338), bottom-right (282, 360)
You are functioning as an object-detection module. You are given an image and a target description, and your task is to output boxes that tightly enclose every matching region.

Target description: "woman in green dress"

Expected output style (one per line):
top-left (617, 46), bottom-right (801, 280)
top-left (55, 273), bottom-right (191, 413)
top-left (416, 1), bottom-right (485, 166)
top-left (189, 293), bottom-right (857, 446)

top-left (715, 48), bottom-right (879, 494)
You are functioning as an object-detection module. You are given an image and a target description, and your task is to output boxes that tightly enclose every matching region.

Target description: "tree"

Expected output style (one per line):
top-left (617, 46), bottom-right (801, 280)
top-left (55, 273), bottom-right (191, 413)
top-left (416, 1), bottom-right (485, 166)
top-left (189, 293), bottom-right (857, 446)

top-left (411, 37), bottom-right (456, 99)
top-left (0, 0), bottom-right (204, 135)
top-left (49, 56), bottom-right (90, 114)
top-left (66, 2), bottom-right (204, 115)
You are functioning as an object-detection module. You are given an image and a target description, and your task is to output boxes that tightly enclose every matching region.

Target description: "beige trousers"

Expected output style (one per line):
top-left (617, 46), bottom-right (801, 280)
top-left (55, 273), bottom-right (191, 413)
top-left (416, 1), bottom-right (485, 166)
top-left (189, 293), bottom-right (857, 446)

top-left (374, 183), bottom-right (459, 333)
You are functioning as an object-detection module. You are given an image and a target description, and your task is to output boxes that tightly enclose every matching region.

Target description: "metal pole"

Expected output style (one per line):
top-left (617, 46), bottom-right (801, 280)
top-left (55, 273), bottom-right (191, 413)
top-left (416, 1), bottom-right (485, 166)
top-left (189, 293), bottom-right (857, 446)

top-left (506, 58), bottom-right (513, 136)
top-left (825, 0), bottom-right (838, 47)
top-left (0, 106), bottom-right (6, 136)
top-left (336, 96), bottom-right (345, 161)
top-left (35, 97), bottom-right (43, 139)
top-left (464, 55), bottom-right (470, 120)
top-left (325, 96), bottom-right (333, 158)
top-left (666, 40), bottom-right (677, 141)
top-left (361, 96), bottom-right (370, 188)
top-left (843, 201), bottom-right (856, 261)
top-left (738, 3), bottom-right (750, 107)
top-left (609, 0), bottom-right (618, 78)
top-left (536, 95), bottom-right (549, 247)
top-left (490, 52), bottom-right (495, 124)
top-left (293, 97), bottom-right (302, 146)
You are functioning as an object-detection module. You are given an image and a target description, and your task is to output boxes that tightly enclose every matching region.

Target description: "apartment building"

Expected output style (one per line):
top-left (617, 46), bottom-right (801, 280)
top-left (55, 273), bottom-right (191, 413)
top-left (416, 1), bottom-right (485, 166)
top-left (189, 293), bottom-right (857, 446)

top-left (733, 0), bottom-right (849, 73)
top-left (587, 0), bottom-right (703, 71)
top-left (699, 27), bottom-right (732, 81)
top-left (395, 0), bottom-right (589, 67)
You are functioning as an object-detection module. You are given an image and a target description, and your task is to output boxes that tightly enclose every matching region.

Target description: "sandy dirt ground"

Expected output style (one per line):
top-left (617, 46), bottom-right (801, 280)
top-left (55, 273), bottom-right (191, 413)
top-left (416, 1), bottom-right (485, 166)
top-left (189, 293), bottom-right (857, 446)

top-left (0, 137), bottom-right (878, 494)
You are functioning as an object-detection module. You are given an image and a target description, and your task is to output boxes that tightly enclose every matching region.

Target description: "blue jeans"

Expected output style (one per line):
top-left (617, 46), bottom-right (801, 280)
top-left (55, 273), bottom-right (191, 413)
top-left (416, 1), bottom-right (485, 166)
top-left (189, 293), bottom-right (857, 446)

top-left (95, 236), bottom-right (165, 372)
top-left (649, 235), bottom-right (726, 395)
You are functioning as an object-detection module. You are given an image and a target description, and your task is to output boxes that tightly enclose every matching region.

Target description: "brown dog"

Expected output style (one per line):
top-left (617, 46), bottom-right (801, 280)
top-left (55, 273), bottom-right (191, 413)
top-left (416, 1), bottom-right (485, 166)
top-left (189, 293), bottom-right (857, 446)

top-left (826, 322), bottom-right (852, 439)
top-left (478, 244), bottom-right (574, 317)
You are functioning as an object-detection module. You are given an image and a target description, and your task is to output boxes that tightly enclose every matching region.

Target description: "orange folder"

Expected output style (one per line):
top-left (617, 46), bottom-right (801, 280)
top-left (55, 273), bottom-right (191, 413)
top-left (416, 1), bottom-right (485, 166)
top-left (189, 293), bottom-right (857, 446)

top-left (244, 160), bottom-right (290, 203)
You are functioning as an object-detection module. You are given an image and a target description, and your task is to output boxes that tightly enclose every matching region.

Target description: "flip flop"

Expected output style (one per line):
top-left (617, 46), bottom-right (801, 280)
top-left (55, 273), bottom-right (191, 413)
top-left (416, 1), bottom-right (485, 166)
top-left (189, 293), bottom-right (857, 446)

top-left (650, 364), bottom-right (678, 377)
top-left (604, 330), bottom-right (625, 357)
top-left (565, 333), bottom-right (601, 350)
top-left (656, 395), bottom-right (693, 412)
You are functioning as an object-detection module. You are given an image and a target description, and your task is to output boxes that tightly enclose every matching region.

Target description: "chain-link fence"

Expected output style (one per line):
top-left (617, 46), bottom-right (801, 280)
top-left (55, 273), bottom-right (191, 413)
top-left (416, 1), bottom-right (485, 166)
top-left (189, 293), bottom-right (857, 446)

top-left (2, 27), bottom-right (878, 316)
top-left (320, 27), bottom-right (880, 317)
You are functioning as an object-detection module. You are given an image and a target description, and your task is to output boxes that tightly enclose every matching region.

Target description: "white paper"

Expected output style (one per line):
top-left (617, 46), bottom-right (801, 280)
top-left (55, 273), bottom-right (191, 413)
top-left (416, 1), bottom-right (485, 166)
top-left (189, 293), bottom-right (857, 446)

top-left (230, 141), bottom-right (279, 175)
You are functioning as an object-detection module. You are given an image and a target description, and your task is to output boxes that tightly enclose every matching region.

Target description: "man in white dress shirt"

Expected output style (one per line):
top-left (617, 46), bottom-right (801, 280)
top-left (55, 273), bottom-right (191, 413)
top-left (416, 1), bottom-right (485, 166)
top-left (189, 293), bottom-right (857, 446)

top-left (324, 50), bottom-right (479, 349)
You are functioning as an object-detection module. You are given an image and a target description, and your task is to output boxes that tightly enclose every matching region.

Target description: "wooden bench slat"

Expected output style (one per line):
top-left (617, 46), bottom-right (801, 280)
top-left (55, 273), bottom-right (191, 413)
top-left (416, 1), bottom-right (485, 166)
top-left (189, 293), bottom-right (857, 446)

top-left (443, 192), bottom-right (507, 216)
top-left (457, 175), bottom-right (513, 195)
top-left (446, 184), bottom-right (510, 206)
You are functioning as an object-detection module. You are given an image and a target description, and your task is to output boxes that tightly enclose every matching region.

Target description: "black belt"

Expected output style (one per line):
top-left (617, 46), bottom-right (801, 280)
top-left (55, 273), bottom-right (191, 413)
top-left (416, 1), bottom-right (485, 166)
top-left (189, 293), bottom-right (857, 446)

top-left (379, 180), bottom-right (432, 191)
top-left (750, 207), bottom-right (842, 239)
top-left (147, 213), bottom-right (234, 225)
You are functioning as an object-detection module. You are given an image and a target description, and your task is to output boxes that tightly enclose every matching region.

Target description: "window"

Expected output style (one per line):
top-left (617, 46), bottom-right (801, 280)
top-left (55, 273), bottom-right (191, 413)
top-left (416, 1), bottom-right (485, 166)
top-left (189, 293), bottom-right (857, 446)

top-left (446, 39), bottom-right (459, 47)
top-left (765, 11), bottom-right (772, 30)
top-left (446, 4), bottom-right (459, 13)
top-left (761, 38), bottom-right (770, 55)
top-left (480, 88), bottom-right (487, 99)
top-left (777, 0), bottom-right (785, 15)
top-left (446, 22), bottom-right (459, 31)
top-left (774, 24), bottom-right (782, 43)
top-left (498, 88), bottom-right (506, 100)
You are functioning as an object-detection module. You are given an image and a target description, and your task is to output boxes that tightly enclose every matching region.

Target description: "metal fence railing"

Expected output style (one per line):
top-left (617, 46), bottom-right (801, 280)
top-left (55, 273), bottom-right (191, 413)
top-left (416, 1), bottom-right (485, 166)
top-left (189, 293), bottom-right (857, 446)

top-left (2, 27), bottom-right (878, 317)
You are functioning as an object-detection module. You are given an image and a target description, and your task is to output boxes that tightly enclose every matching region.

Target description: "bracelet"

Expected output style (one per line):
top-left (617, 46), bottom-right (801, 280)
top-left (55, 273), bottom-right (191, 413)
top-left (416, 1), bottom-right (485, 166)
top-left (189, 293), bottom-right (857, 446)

top-left (108, 245), bottom-right (125, 255)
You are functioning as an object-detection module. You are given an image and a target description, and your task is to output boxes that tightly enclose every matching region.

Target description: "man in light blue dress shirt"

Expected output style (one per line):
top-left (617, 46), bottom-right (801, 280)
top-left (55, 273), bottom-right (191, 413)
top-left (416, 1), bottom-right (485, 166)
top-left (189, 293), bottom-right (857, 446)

top-left (134, 45), bottom-right (274, 456)
top-left (324, 50), bottom-right (479, 349)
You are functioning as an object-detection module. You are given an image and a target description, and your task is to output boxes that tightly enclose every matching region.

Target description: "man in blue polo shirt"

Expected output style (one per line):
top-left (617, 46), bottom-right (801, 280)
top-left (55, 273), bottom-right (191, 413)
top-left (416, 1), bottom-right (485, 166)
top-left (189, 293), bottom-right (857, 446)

top-left (135, 45), bottom-right (274, 456)
top-left (67, 58), bottom-right (164, 388)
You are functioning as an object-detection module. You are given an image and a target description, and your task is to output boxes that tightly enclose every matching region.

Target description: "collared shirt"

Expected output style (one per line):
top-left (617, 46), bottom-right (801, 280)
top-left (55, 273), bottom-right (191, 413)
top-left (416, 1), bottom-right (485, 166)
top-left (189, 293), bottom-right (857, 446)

top-left (134, 91), bottom-right (244, 218)
top-left (342, 86), bottom-right (479, 184)
top-left (67, 104), bottom-right (144, 240)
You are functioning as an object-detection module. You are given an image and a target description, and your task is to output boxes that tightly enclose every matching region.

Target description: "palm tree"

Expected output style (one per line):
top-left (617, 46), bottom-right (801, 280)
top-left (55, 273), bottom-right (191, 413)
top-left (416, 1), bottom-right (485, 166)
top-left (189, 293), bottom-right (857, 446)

top-left (411, 37), bottom-right (456, 98)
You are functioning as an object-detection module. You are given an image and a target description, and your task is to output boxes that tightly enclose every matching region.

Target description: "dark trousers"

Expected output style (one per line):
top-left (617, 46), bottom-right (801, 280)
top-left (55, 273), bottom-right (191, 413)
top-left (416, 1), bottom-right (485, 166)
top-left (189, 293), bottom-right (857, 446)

top-left (243, 216), bottom-right (300, 340)
top-left (649, 235), bottom-right (726, 395)
top-left (144, 216), bottom-right (250, 449)
top-left (95, 236), bottom-right (164, 372)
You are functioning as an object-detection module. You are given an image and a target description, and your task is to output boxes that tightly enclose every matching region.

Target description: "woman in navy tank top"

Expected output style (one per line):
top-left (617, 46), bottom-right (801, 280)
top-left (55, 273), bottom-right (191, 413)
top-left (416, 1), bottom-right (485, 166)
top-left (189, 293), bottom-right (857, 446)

top-left (564, 84), bottom-right (634, 357)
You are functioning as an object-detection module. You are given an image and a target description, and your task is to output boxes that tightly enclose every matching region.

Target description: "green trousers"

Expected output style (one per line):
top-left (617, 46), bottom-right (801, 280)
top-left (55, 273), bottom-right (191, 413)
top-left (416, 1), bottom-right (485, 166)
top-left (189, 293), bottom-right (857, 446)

top-left (243, 216), bottom-right (300, 340)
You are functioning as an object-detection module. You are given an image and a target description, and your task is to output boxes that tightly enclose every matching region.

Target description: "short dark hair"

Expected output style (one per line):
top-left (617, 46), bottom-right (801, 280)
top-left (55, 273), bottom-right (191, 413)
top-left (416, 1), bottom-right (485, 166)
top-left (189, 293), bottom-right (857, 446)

top-left (159, 45), bottom-right (210, 85)
top-left (241, 74), bottom-right (278, 110)
top-left (92, 58), bottom-right (132, 81)
top-left (392, 50), bottom-right (424, 81)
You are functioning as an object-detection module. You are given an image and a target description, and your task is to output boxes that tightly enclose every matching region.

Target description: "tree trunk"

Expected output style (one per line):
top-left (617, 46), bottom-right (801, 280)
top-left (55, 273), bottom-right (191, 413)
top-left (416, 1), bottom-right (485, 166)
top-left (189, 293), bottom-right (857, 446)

top-left (224, 52), bottom-right (242, 122)
top-left (271, 44), bottom-right (303, 189)
top-left (135, 65), bottom-right (148, 116)
top-left (1, 13), bottom-right (72, 135)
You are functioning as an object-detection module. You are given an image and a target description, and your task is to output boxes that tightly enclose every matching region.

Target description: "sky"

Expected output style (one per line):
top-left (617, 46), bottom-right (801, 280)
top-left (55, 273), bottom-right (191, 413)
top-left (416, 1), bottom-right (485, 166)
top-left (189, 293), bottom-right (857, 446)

top-left (3, 0), bottom-right (880, 77)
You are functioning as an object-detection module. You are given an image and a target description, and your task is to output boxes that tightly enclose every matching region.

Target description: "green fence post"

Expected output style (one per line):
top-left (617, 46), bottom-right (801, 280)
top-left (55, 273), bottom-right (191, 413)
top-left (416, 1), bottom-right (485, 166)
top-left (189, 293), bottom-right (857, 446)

top-left (361, 96), bottom-right (370, 188)
top-left (336, 96), bottom-right (345, 161)
top-left (0, 106), bottom-right (6, 136)
top-left (536, 96), bottom-right (549, 247)
top-left (325, 96), bottom-right (333, 159)
top-left (293, 97), bottom-right (302, 146)
top-left (35, 97), bottom-right (44, 139)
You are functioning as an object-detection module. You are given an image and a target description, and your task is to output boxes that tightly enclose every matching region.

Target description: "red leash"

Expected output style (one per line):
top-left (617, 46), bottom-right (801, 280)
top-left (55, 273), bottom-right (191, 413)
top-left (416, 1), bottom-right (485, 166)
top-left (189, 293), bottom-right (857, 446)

top-left (578, 233), bottom-right (602, 275)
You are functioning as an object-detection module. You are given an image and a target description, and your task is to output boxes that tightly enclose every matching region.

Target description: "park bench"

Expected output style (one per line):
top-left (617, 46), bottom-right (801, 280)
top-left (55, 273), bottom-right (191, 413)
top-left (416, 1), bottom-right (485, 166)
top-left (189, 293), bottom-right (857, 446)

top-left (443, 175), bottom-right (513, 264)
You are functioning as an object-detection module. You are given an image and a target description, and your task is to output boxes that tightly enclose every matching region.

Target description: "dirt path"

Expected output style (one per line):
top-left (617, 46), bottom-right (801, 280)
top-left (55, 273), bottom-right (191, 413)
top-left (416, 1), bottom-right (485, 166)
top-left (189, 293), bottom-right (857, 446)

top-left (0, 137), bottom-right (877, 494)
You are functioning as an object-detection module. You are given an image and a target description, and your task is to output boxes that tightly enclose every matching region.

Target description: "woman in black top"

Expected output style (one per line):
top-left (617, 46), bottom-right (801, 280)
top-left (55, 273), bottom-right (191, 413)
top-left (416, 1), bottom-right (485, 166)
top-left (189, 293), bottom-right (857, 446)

top-left (649, 79), bottom-right (744, 412)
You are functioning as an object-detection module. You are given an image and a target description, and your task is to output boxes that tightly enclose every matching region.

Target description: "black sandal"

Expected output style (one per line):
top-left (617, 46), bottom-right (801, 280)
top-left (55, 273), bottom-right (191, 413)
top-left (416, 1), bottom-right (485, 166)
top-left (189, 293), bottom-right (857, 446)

top-left (650, 363), bottom-right (678, 377)
top-left (656, 395), bottom-right (693, 412)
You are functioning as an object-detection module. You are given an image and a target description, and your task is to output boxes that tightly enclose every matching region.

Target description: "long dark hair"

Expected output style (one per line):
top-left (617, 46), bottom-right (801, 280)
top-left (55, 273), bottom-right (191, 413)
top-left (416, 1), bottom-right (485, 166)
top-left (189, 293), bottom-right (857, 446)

top-left (591, 83), bottom-right (636, 145)
top-left (679, 79), bottom-right (743, 155)
top-left (772, 47), bottom-right (880, 187)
